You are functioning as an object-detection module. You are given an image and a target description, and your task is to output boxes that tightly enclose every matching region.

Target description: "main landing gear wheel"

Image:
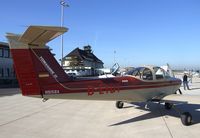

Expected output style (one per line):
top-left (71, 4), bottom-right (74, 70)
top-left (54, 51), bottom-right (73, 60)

top-left (165, 103), bottom-right (173, 110)
top-left (116, 101), bottom-right (124, 109)
top-left (181, 112), bottom-right (192, 126)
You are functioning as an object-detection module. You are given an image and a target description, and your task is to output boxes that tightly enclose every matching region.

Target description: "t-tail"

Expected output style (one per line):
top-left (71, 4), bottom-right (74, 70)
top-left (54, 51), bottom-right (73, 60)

top-left (6, 26), bottom-right (69, 98)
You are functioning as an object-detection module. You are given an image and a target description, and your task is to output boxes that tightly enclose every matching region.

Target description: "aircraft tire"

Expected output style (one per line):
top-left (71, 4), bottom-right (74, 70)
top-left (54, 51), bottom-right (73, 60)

top-left (181, 112), bottom-right (192, 126)
top-left (116, 101), bottom-right (124, 109)
top-left (165, 103), bottom-right (173, 110)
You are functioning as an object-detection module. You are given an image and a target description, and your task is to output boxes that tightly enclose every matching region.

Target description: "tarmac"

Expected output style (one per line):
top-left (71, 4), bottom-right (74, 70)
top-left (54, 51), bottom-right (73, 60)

top-left (0, 78), bottom-right (200, 138)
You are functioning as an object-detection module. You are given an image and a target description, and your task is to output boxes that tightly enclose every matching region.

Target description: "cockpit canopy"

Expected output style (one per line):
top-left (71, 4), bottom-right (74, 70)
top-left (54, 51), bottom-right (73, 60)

top-left (125, 66), bottom-right (171, 81)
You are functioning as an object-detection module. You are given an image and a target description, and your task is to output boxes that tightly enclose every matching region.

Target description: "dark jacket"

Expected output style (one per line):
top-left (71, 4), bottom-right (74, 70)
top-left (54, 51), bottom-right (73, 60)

top-left (183, 75), bottom-right (188, 82)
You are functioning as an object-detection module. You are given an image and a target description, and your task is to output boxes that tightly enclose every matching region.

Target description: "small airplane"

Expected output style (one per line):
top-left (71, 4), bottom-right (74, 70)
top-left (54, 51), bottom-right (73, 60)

top-left (6, 25), bottom-right (198, 126)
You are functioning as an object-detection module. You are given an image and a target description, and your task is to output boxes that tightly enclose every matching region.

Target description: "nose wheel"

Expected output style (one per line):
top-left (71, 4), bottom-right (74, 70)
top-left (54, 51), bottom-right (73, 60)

top-left (116, 101), bottom-right (124, 109)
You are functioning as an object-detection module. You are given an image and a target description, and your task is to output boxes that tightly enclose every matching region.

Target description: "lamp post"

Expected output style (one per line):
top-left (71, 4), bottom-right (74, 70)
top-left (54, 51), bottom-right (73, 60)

top-left (60, 0), bottom-right (69, 67)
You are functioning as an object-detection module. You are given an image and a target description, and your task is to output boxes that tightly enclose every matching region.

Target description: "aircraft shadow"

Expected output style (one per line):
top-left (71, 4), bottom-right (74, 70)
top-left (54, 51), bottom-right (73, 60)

top-left (110, 102), bottom-right (200, 126)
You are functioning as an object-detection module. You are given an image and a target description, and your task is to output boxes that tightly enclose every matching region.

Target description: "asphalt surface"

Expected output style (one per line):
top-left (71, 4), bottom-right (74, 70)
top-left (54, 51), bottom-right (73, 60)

top-left (0, 78), bottom-right (200, 138)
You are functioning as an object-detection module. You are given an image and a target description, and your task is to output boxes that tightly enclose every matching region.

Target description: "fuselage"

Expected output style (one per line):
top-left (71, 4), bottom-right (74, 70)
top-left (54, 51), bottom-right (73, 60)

top-left (41, 75), bottom-right (181, 102)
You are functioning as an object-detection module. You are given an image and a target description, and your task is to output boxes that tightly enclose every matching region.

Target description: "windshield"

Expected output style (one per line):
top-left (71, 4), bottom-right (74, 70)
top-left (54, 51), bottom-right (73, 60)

top-left (125, 67), bottom-right (142, 76)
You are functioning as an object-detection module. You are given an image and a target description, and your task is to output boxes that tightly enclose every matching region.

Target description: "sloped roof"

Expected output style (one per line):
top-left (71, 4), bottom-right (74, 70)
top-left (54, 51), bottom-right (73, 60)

top-left (0, 42), bottom-right (9, 48)
top-left (64, 47), bottom-right (103, 64)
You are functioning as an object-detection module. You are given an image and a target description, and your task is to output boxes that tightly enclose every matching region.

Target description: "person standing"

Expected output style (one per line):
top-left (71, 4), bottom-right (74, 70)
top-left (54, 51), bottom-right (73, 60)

top-left (183, 73), bottom-right (190, 90)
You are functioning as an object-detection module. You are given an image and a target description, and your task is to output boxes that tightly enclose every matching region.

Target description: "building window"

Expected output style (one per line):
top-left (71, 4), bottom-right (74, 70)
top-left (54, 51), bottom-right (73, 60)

top-left (11, 68), bottom-right (15, 77)
top-left (4, 68), bottom-right (8, 77)
top-left (0, 48), bottom-right (3, 57)
top-left (7, 68), bottom-right (10, 77)
top-left (0, 68), bottom-right (3, 77)
top-left (4, 49), bottom-right (9, 58)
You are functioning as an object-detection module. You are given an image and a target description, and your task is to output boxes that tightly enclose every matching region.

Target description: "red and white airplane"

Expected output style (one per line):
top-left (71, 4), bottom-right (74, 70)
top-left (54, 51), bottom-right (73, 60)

top-left (6, 25), bottom-right (197, 126)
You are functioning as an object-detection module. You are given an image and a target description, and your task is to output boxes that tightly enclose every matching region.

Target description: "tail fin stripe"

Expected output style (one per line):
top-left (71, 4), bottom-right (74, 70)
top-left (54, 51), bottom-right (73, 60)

top-left (30, 48), bottom-right (88, 91)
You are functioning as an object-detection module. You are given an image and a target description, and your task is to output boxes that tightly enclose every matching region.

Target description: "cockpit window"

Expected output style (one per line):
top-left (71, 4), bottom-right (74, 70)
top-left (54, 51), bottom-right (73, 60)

top-left (142, 68), bottom-right (153, 80)
top-left (125, 67), bottom-right (153, 80)
top-left (153, 67), bottom-right (170, 80)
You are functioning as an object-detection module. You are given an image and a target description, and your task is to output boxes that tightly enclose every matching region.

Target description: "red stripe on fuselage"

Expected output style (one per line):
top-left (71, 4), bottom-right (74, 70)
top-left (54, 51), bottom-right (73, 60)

top-left (41, 76), bottom-right (181, 95)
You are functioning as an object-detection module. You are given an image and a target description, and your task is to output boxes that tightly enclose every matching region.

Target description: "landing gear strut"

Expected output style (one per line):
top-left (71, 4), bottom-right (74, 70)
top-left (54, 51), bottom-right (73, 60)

top-left (116, 101), bottom-right (124, 109)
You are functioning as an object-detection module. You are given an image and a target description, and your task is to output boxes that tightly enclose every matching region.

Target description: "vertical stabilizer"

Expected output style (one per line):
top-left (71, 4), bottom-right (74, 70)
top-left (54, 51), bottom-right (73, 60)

top-left (6, 26), bottom-right (69, 97)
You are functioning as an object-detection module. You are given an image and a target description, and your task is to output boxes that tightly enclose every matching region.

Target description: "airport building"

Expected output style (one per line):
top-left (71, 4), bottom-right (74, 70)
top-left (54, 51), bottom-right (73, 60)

top-left (62, 45), bottom-right (104, 76)
top-left (0, 42), bottom-right (18, 87)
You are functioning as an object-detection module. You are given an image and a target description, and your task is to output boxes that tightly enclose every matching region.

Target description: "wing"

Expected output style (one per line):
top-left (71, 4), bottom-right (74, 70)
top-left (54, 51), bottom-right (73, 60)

top-left (162, 94), bottom-right (200, 104)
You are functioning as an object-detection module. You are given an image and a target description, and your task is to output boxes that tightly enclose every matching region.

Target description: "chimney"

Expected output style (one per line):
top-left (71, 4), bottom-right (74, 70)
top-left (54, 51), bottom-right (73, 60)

top-left (83, 45), bottom-right (92, 53)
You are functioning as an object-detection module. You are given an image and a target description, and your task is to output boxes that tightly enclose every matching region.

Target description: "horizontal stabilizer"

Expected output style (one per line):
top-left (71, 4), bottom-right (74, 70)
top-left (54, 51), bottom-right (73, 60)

top-left (19, 26), bottom-right (68, 46)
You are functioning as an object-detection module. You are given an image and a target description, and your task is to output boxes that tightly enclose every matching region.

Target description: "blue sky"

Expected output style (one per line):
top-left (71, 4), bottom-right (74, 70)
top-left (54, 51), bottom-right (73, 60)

top-left (1, 0), bottom-right (200, 69)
